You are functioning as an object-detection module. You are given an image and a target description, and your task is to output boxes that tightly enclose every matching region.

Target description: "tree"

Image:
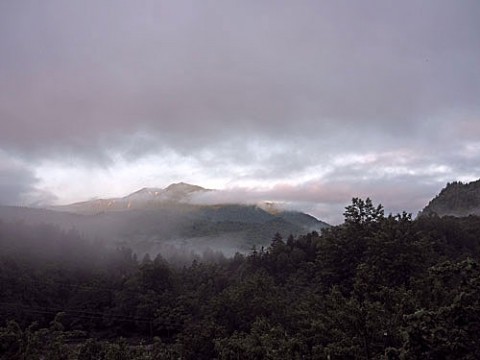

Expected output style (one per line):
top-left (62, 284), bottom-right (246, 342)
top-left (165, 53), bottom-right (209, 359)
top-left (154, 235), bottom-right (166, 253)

top-left (402, 259), bottom-right (480, 358)
top-left (343, 197), bottom-right (384, 226)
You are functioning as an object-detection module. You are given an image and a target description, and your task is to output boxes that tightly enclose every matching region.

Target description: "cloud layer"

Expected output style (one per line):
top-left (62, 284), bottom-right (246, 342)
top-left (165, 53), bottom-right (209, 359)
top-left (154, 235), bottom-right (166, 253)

top-left (0, 0), bottom-right (479, 221)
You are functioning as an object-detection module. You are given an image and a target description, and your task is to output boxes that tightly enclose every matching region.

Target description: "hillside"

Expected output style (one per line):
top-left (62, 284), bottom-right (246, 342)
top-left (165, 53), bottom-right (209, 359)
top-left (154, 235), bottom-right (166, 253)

top-left (53, 182), bottom-right (211, 214)
top-left (422, 179), bottom-right (480, 217)
top-left (2, 198), bottom-right (480, 359)
top-left (0, 183), bottom-right (329, 258)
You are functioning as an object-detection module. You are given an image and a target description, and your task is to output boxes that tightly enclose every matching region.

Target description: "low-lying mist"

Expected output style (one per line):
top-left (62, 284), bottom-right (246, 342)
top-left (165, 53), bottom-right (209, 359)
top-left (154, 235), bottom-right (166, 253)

top-left (0, 201), bottom-right (326, 267)
top-left (0, 213), bottom-right (247, 268)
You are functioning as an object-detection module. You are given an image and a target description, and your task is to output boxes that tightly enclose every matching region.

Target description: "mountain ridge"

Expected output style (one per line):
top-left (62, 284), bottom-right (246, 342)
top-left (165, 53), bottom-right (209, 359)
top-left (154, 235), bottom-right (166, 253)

top-left (2, 182), bottom-right (330, 257)
top-left (421, 179), bottom-right (480, 217)
top-left (53, 182), bottom-right (211, 214)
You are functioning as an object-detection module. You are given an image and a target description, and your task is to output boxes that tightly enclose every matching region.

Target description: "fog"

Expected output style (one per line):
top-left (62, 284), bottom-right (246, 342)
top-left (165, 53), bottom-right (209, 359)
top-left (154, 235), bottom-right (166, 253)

top-left (1, 1), bottom-right (479, 220)
top-left (0, 202), bottom-right (306, 265)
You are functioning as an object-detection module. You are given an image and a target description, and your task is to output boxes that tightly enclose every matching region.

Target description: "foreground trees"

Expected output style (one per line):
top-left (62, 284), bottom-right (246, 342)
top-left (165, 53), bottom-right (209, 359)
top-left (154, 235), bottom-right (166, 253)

top-left (1, 198), bottom-right (480, 359)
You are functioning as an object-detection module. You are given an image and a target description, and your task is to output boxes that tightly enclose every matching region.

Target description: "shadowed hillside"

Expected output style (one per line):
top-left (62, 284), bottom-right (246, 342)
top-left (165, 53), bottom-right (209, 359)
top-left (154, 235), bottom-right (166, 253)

top-left (0, 183), bottom-right (329, 258)
top-left (422, 179), bottom-right (480, 217)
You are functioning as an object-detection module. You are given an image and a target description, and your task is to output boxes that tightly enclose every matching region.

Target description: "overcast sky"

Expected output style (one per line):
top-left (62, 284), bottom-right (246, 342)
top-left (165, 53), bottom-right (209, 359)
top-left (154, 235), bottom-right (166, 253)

top-left (1, 0), bottom-right (479, 223)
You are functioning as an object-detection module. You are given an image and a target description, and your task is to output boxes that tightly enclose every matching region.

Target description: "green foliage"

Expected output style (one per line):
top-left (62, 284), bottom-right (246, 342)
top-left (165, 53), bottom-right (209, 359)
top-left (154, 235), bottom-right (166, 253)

top-left (401, 259), bottom-right (480, 358)
top-left (1, 198), bottom-right (480, 358)
top-left (343, 197), bottom-right (384, 226)
top-left (0, 314), bottom-right (79, 360)
top-left (215, 317), bottom-right (304, 360)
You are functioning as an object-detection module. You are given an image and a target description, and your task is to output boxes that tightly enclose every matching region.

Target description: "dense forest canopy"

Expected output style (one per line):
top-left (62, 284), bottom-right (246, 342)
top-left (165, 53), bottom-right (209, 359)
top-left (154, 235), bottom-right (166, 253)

top-left (1, 198), bottom-right (480, 359)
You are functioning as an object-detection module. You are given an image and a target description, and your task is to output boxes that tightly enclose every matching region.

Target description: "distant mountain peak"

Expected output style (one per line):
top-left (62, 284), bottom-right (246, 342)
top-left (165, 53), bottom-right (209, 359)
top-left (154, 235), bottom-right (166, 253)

top-left (54, 183), bottom-right (211, 214)
top-left (50, 183), bottom-right (330, 237)
top-left (124, 183), bottom-right (207, 199)
top-left (125, 187), bottom-right (163, 197)
top-left (165, 182), bottom-right (207, 193)
top-left (257, 201), bottom-right (282, 215)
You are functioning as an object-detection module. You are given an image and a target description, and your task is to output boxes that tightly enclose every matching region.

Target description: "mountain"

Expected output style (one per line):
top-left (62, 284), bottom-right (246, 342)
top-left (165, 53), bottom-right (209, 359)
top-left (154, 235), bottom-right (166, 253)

top-left (54, 182), bottom-right (210, 214)
top-left (1, 183), bottom-right (330, 258)
top-left (421, 179), bottom-right (480, 217)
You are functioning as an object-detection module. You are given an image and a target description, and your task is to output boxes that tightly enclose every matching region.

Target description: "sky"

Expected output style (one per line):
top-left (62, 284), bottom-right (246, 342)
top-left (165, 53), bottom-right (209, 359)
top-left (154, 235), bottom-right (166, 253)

top-left (0, 0), bottom-right (479, 224)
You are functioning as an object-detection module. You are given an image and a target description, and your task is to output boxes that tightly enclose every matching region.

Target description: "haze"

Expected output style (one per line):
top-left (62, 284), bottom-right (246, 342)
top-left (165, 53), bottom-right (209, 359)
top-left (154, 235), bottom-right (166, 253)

top-left (1, 0), bottom-right (479, 223)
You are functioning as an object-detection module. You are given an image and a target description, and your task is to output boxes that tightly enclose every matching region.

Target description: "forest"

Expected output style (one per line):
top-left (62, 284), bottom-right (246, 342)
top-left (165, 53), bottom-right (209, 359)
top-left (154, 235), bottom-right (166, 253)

top-left (1, 198), bottom-right (479, 359)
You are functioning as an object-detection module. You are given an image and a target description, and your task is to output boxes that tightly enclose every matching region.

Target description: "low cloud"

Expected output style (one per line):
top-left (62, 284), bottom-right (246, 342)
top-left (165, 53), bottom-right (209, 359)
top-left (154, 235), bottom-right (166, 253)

top-left (190, 169), bottom-right (444, 224)
top-left (0, 1), bottom-right (479, 161)
top-left (0, 151), bottom-right (57, 206)
top-left (0, 1), bottom-right (479, 221)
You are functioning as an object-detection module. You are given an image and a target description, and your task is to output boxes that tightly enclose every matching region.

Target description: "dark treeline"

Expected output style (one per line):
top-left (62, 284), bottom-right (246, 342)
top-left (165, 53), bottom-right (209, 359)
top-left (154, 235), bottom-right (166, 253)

top-left (1, 198), bottom-right (480, 359)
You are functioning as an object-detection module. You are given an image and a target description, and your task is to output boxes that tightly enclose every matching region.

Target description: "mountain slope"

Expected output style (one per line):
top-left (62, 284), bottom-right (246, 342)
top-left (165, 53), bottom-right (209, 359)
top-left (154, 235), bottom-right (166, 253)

top-left (54, 182), bottom-right (210, 214)
top-left (422, 179), bottom-right (480, 217)
top-left (2, 183), bottom-right (330, 257)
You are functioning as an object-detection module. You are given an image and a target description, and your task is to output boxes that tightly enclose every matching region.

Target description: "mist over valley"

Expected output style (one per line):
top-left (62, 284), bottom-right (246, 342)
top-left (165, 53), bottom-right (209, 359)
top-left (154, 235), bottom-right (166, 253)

top-left (0, 182), bottom-right (329, 262)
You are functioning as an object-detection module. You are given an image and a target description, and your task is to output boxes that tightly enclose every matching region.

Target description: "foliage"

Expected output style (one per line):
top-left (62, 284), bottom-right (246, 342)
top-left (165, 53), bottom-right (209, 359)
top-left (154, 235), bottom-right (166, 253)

top-left (1, 198), bottom-right (480, 358)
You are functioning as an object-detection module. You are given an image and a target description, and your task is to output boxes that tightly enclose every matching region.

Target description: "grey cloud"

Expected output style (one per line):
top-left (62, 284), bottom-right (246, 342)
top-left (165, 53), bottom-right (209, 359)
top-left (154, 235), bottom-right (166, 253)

top-left (0, 0), bottom-right (479, 218)
top-left (301, 178), bottom-right (437, 225)
top-left (192, 173), bottom-right (442, 225)
top-left (0, 0), bottom-right (479, 160)
top-left (0, 151), bottom-right (56, 206)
